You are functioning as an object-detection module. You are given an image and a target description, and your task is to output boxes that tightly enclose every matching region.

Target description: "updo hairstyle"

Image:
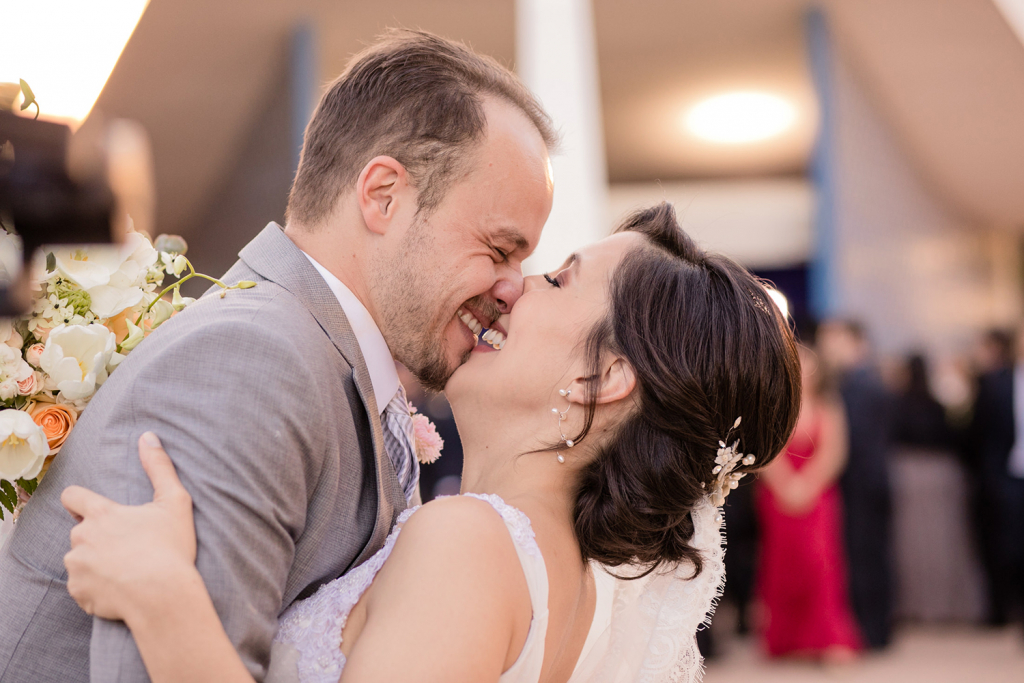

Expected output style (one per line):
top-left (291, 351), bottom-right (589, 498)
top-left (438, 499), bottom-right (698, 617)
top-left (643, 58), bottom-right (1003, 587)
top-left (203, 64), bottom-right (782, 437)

top-left (570, 202), bottom-right (801, 578)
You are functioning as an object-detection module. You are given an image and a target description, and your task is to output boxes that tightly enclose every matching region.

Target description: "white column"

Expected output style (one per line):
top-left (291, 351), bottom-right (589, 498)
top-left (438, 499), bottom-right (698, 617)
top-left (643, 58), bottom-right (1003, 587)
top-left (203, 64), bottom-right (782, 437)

top-left (517, 0), bottom-right (609, 274)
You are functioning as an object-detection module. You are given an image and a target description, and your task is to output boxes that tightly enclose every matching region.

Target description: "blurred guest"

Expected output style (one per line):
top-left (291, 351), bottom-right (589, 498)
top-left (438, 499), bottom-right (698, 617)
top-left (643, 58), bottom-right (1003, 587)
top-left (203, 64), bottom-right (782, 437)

top-left (894, 355), bottom-right (954, 451)
top-left (817, 319), bottom-right (894, 649)
top-left (757, 345), bottom-right (863, 660)
top-left (891, 354), bottom-right (984, 622)
top-left (721, 480), bottom-right (757, 635)
top-left (966, 329), bottom-right (1024, 627)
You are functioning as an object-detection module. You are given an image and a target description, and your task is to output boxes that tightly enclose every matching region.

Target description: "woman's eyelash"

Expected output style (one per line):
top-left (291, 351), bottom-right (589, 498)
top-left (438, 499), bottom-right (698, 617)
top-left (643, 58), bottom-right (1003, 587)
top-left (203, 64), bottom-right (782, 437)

top-left (544, 274), bottom-right (561, 288)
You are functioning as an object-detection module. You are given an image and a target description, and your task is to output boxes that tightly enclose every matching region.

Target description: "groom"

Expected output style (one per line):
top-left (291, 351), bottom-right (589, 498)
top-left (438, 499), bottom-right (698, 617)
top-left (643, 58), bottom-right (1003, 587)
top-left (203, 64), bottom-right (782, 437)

top-left (0, 30), bottom-right (555, 682)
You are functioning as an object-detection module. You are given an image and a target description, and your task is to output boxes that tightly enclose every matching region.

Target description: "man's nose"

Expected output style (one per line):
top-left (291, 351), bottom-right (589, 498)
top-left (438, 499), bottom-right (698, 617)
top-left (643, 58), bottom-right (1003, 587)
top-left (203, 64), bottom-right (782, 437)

top-left (491, 267), bottom-right (526, 314)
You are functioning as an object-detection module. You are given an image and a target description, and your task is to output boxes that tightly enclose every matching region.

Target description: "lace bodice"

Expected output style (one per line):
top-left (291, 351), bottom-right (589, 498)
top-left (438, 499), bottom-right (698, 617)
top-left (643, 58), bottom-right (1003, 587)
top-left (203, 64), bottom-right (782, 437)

top-left (267, 493), bottom-right (549, 683)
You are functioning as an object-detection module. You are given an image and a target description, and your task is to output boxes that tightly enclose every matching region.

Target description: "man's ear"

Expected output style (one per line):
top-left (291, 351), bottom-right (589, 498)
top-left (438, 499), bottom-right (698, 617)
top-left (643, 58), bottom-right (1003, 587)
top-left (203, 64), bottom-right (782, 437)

top-left (357, 156), bottom-right (409, 236)
top-left (565, 357), bottom-right (636, 407)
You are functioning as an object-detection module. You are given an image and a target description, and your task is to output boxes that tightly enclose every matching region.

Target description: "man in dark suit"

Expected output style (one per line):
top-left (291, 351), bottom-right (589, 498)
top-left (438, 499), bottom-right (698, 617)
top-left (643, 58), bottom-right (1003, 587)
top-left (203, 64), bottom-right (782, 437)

top-left (966, 329), bottom-right (1023, 627)
top-left (818, 319), bottom-right (894, 649)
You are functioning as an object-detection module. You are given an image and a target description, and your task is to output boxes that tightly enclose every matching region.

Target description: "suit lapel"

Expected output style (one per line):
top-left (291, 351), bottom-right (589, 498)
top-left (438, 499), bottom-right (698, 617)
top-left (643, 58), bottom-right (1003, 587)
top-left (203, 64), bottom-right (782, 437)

top-left (237, 223), bottom-right (405, 568)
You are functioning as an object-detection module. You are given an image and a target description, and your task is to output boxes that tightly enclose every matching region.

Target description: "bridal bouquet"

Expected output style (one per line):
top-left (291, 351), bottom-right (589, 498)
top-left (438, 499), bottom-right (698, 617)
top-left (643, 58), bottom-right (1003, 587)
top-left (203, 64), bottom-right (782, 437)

top-left (0, 226), bottom-right (253, 519)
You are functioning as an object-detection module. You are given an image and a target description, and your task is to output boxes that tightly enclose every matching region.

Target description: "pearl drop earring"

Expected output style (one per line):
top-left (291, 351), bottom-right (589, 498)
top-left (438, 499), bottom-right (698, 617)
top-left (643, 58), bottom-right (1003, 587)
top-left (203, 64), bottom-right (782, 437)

top-left (553, 388), bottom-right (574, 463)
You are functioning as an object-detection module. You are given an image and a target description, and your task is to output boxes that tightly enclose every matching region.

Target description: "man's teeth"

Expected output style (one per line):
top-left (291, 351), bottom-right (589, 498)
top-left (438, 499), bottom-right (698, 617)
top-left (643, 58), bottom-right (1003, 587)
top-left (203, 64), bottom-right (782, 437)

top-left (459, 309), bottom-right (506, 349)
top-left (481, 328), bottom-right (506, 350)
top-left (458, 309), bottom-right (483, 335)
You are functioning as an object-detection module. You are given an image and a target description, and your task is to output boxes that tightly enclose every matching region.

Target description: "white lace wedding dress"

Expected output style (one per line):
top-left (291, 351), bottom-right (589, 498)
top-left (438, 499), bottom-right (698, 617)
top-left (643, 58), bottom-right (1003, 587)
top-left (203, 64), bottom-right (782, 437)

top-left (266, 493), bottom-right (725, 683)
top-left (267, 493), bottom-right (549, 683)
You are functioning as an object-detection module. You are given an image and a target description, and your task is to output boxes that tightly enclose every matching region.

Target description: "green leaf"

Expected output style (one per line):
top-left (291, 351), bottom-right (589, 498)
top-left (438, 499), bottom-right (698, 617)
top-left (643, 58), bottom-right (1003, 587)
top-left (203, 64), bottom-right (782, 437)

top-left (18, 79), bottom-right (35, 112)
top-left (45, 252), bottom-right (55, 272)
top-left (0, 479), bottom-right (17, 513)
top-left (17, 477), bottom-right (37, 495)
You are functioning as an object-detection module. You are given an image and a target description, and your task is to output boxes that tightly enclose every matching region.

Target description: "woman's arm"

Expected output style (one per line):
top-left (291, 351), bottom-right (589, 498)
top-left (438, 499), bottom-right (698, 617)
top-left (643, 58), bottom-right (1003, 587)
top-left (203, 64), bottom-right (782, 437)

top-left (774, 399), bottom-right (849, 514)
top-left (62, 434), bottom-right (254, 683)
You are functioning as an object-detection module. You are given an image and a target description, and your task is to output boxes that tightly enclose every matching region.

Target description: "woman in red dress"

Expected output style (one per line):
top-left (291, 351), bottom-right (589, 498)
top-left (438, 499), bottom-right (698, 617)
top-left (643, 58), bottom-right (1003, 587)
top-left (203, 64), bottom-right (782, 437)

top-left (756, 345), bottom-right (863, 660)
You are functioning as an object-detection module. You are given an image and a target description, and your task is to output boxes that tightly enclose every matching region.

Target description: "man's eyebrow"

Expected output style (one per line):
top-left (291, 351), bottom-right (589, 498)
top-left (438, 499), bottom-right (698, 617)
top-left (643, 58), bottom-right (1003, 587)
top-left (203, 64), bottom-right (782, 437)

top-left (493, 228), bottom-right (530, 251)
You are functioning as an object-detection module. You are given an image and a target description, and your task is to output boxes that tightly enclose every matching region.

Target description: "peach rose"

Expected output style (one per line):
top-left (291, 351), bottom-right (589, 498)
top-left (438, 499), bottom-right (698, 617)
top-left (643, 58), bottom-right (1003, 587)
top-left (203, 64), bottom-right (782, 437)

top-left (104, 309), bottom-right (132, 344)
top-left (17, 372), bottom-right (39, 396)
top-left (29, 402), bottom-right (78, 451)
top-left (25, 343), bottom-right (44, 367)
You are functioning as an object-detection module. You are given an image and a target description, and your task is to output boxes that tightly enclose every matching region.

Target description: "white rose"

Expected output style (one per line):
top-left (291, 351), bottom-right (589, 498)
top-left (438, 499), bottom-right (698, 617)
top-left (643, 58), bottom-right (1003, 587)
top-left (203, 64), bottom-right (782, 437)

top-left (52, 232), bottom-right (159, 318)
top-left (0, 409), bottom-right (50, 480)
top-left (39, 324), bottom-right (116, 401)
top-left (0, 379), bottom-right (18, 401)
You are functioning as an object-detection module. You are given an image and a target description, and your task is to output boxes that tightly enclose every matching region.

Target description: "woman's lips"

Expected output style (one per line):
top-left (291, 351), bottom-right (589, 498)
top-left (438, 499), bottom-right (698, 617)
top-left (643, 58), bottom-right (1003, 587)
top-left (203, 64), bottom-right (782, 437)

top-left (472, 338), bottom-right (498, 353)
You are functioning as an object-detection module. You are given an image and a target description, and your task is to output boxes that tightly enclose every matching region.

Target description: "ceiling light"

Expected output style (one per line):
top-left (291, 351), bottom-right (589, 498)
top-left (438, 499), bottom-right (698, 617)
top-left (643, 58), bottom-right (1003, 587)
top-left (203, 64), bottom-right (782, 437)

top-left (685, 91), bottom-right (796, 144)
top-left (0, 0), bottom-right (150, 126)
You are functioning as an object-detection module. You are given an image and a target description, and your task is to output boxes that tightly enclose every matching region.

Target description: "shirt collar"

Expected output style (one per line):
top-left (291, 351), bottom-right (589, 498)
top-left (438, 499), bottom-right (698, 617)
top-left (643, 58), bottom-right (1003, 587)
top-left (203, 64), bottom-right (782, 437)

top-left (302, 252), bottom-right (399, 416)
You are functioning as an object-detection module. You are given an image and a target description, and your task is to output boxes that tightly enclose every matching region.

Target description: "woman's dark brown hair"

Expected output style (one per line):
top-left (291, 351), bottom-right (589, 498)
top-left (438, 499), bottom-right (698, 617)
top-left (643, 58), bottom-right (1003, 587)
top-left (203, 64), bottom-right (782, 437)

top-left (571, 202), bottom-right (802, 578)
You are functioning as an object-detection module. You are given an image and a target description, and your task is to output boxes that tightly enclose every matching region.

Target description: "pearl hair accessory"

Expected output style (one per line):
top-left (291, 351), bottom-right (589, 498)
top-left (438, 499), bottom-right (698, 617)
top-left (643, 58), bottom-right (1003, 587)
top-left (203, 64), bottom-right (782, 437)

top-left (553, 387), bottom-right (574, 464)
top-left (709, 416), bottom-right (757, 512)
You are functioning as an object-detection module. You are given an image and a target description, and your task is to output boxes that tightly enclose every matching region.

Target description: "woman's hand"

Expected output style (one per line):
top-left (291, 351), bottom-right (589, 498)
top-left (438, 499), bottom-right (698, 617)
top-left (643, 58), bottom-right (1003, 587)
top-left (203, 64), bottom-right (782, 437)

top-left (61, 432), bottom-right (198, 624)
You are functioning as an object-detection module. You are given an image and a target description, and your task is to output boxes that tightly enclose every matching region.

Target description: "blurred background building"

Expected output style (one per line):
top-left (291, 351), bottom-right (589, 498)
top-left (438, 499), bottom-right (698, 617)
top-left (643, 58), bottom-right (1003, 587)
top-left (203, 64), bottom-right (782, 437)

top-left (7, 0), bottom-right (1024, 680)
top-left (71, 0), bottom-right (1024, 357)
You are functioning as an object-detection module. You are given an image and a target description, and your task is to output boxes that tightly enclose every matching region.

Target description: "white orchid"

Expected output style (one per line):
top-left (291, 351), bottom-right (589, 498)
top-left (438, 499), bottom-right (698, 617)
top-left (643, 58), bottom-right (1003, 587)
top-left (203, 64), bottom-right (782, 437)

top-left (119, 318), bottom-right (145, 352)
top-left (52, 232), bottom-right (159, 319)
top-left (39, 324), bottom-right (117, 401)
top-left (0, 409), bottom-right (50, 481)
top-left (171, 287), bottom-right (195, 311)
top-left (149, 298), bottom-right (175, 328)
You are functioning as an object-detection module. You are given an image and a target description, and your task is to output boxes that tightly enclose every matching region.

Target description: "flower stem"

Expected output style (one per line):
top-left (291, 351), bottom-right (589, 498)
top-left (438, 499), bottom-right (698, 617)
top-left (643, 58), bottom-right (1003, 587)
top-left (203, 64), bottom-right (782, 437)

top-left (116, 257), bottom-right (246, 353)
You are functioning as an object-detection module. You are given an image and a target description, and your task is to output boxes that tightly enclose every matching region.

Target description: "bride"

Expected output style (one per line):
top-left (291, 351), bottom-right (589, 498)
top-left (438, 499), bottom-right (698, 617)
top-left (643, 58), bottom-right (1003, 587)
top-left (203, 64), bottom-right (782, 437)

top-left (59, 202), bottom-right (801, 683)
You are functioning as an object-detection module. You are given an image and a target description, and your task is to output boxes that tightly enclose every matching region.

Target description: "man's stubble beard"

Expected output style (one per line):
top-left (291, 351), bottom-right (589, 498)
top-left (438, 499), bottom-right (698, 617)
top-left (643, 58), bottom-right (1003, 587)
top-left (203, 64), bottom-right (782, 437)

top-left (371, 218), bottom-right (466, 393)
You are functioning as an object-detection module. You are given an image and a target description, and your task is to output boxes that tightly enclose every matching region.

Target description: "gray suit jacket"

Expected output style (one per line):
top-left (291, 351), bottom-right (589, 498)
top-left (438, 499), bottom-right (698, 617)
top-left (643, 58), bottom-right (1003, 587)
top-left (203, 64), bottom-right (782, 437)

top-left (0, 224), bottom-right (406, 682)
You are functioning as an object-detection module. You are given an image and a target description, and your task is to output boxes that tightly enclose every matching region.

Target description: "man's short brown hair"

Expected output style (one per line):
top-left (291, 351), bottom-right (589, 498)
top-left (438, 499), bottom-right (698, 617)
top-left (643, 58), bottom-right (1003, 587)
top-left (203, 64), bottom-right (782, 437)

top-left (286, 29), bottom-right (557, 227)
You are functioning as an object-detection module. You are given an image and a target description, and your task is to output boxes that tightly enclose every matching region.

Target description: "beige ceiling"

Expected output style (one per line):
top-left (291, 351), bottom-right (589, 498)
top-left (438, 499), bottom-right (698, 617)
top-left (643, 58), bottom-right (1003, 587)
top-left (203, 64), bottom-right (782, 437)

top-left (825, 0), bottom-right (1024, 228)
top-left (595, 0), bottom-right (817, 181)
top-left (92, 0), bottom-right (1024, 239)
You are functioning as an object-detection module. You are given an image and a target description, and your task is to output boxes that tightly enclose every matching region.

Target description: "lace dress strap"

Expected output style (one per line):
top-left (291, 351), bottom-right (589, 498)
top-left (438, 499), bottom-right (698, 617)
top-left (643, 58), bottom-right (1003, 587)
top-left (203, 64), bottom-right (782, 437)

top-left (461, 493), bottom-right (550, 683)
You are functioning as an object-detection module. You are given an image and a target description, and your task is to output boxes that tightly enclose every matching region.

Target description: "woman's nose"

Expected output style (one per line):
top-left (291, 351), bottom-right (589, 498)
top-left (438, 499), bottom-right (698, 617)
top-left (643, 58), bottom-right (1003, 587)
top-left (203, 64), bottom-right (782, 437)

top-left (522, 274), bottom-right (547, 295)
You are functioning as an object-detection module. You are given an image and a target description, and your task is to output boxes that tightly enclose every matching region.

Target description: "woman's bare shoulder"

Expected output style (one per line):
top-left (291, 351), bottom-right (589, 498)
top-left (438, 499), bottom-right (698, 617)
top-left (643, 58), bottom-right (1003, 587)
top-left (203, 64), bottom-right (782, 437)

top-left (393, 495), bottom-right (522, 566)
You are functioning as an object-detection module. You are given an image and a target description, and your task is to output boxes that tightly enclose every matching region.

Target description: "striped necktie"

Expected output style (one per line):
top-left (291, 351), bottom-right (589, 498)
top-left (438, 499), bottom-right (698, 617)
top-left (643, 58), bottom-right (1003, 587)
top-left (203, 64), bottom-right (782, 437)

top-left (381, 384), bottom-right (419, 503)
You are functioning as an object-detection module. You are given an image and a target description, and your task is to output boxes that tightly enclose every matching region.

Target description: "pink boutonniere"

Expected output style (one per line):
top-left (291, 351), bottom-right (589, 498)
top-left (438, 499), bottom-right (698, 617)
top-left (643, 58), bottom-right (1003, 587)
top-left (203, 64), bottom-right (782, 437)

top-left (408, 404), bottom-right (444, 464)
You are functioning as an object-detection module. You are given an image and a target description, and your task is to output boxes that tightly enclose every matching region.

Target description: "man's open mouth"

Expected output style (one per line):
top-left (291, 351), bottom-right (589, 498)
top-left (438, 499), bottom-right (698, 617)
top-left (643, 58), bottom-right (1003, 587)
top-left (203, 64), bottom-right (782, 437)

top-left (457, 307), bottom-right (506, 350)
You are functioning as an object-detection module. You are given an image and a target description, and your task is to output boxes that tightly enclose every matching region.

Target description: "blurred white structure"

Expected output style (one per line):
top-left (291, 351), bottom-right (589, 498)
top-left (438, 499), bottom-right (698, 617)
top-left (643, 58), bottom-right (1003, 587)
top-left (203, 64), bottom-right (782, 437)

top-left (517, 0), bottom-right (608, 274)
top-left (608, 179), bottom-right (814, 270)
